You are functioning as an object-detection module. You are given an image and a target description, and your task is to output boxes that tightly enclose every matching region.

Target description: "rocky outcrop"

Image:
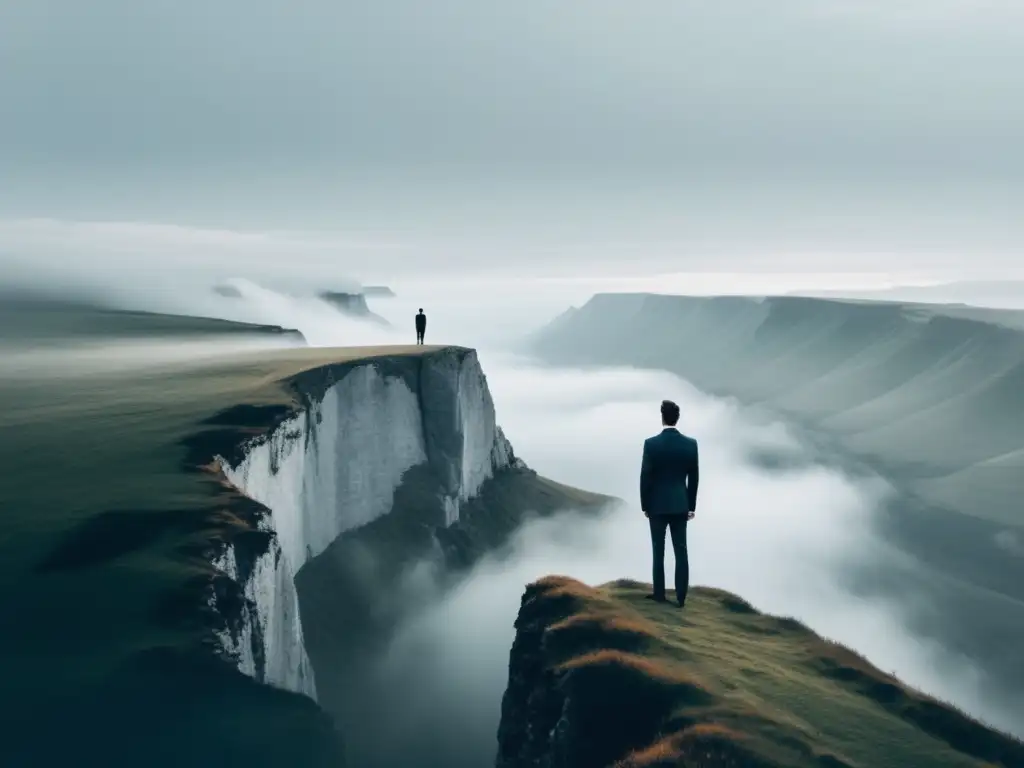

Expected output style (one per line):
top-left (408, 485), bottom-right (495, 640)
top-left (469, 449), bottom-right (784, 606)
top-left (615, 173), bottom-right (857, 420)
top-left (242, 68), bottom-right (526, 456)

top-left (496, 577), bottom-right (1024, 768)
top-left (206, 347), bottom-right (521, 699)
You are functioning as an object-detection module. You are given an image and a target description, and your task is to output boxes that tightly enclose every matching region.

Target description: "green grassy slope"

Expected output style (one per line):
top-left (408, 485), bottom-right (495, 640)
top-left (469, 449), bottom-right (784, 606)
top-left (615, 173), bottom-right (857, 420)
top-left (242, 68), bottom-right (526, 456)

top-left (0, 329), bottom-right (441, 766)
top-left (497, 577), bottom-right (1024, 768)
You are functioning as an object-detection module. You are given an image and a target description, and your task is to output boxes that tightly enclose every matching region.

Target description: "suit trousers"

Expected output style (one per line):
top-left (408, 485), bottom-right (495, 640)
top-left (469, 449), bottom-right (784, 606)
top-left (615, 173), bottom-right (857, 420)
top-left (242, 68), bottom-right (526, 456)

top-left (648, 515), bottom-right (689, 604)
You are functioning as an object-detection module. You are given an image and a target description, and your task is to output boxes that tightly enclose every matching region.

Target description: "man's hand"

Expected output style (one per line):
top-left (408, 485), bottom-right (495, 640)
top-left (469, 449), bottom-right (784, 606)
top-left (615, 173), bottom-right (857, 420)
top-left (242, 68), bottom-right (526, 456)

top-left (644, 510), bottom-right (650, 518)
top-left (687, 511), bottom-right (696, 520)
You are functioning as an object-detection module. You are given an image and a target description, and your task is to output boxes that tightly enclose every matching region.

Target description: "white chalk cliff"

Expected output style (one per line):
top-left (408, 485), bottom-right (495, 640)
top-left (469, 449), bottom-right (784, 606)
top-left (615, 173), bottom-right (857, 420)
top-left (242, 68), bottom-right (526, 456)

top-left (207, 348), bottom-right (515, 700)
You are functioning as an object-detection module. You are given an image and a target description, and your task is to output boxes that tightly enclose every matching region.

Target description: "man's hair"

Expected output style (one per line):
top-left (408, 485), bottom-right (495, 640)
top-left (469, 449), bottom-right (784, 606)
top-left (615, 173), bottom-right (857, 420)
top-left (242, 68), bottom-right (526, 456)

top-left (418, 308), bottom-right (423, 312)
top-left (661, 399), bottom-right (680, 426)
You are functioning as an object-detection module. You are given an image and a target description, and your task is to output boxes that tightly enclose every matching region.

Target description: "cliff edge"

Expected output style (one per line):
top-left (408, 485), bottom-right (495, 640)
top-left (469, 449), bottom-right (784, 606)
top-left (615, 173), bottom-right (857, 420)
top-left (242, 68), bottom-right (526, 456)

top-left (496, 577), bottom-right (1024, 768)
top-left (202, 346), bottom-right (611, 698)
top-left (5, 325), bottom-right (607, 767)
top-left (529, 293), bottom-right (1024, 706)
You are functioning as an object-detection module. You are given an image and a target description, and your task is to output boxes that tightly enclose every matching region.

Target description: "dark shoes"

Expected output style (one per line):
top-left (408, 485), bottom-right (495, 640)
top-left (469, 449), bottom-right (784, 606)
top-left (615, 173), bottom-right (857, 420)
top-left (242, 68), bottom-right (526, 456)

top-left (645, 593), bottom-right (685, 608)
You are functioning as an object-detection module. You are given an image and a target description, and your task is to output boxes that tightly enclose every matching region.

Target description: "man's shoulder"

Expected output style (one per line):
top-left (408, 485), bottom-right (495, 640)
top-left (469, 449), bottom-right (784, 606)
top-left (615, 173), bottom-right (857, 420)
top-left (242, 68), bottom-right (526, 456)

top-left (670, 430), bottom-right (698, 449)
top-left (647, 430), bottom-right (698, 447)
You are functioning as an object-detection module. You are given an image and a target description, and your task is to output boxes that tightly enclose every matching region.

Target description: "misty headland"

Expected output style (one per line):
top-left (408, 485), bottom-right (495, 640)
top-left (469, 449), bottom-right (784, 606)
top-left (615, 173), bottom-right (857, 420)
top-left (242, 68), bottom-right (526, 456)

top-left (4, 0), bottom-right (1024, 764)
top-left (530, 292), bottom-right (1024, 726)
top-left (2, 281), bottom-right (1023, 768)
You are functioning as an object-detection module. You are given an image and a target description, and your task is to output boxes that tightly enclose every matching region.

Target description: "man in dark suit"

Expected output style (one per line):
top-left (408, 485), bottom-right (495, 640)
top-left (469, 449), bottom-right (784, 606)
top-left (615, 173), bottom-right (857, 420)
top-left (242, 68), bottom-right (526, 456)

top-left (415, 308), bottom-right (427, 344)
top-left (640, 399), bottom-right (699, 607)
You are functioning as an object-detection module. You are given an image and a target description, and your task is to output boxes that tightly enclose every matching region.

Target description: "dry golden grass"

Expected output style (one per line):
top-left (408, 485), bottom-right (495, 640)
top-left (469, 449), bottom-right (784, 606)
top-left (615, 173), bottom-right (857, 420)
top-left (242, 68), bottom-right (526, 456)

top-left (617, 725), bottom-right (756, 768)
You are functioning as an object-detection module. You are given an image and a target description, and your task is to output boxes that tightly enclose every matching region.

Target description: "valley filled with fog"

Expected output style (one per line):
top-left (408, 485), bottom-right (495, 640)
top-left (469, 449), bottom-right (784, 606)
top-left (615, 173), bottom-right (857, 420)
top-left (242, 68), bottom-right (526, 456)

top-left (4, 3), bottom-right (1023, 764)
top-left (335, 349), bottom-right (1018, 767)
top-left (74, 278), bottom-right (1017, 764)
top-left (3, 265), bottom-right (1022, 765)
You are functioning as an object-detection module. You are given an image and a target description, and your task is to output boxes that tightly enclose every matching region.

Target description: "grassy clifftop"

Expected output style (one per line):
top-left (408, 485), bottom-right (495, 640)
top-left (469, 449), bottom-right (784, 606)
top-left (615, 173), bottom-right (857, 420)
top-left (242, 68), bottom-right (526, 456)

top-left (529, 292), bottom-right (1024, 718)
top-left (497, 577), bottom-right (1024, 768)
top-left (0, 334), bottom-right (444, 766)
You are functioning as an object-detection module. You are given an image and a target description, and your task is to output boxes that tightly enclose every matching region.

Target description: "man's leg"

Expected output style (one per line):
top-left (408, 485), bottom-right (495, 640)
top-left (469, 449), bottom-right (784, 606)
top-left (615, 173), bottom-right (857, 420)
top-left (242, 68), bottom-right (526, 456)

top-left (648, 516), bottom-right (669, 601)
top-left (667, 517), bottom-right (689, 606)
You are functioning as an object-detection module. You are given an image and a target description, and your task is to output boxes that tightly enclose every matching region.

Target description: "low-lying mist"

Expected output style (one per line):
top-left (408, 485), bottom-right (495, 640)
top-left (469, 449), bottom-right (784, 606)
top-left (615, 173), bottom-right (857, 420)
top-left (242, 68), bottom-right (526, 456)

top-left (4, 267), bottom-right (1018, 760)
top-left (331, 354), bottom-right (1013, 767)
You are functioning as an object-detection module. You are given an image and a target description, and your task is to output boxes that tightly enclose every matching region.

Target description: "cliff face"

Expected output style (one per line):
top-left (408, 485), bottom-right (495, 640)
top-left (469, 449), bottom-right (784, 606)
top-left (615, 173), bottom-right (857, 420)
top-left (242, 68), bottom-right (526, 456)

top-left (496, 577), bottom-right (1024, 768)
top-left (207, 347), bottom-right (518, 698)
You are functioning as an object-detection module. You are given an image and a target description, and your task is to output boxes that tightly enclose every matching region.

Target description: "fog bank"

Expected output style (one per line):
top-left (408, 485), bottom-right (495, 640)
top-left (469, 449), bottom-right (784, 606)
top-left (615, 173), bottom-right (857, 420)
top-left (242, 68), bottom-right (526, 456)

top-left (330, 355), bottom-right (1014, 767)
top-left (4, 273), bottom-right (1017, 762)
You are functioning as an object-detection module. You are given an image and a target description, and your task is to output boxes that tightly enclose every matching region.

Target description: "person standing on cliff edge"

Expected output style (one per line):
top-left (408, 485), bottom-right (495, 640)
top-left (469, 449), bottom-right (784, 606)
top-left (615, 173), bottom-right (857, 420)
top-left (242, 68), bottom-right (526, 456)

top-left (640, 399), bottom-right (699, 607)
top-left (415, 308), bottom-right (427, 345)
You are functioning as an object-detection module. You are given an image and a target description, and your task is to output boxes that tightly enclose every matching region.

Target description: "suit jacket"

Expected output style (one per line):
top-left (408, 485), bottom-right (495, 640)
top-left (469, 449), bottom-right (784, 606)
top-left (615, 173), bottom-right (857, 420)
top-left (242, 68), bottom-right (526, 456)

top-left (640, 427), bottom-right (699, 516)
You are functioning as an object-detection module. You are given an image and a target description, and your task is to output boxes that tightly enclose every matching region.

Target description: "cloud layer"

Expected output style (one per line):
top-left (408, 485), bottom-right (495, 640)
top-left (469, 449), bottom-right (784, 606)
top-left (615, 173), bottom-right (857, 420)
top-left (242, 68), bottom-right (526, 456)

top-left (4, 1), bottom-right (1022, 177)
top-left (2, 2), bottom-right (1022, 266)
top-left (331, 353), bottom-right (1015, 766)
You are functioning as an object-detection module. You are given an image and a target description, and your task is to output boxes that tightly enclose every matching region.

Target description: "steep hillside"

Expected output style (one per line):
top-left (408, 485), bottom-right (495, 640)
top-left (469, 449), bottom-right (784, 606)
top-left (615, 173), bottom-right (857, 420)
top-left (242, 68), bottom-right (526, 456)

top-left (497, 577), bottom-right (1024, 768)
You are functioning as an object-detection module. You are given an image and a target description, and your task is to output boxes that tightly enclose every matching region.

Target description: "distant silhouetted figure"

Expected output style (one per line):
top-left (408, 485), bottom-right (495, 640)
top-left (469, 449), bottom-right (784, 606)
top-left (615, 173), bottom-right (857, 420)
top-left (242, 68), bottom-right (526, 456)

top-left (640, 399), bottom-right (699, 607)
top-left (415, 308), bottom-right (427, 345)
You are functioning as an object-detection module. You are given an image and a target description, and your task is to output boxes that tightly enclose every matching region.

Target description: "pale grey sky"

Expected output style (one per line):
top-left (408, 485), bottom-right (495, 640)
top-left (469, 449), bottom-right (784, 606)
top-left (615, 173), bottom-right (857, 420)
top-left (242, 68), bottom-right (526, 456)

top-left (1, 0), bottom-right (1022, 276)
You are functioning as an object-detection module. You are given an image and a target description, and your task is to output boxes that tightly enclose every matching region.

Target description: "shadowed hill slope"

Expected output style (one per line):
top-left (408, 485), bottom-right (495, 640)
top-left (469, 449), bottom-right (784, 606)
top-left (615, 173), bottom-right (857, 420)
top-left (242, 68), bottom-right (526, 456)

top-left (530, 293), bottom-right (1024, 717)
top-left (0, 290), bottom-right (306, 343)
top-left (497, 577), bottom-right (1024, 768)
top-left (318, 290), bottom-right (391, 326)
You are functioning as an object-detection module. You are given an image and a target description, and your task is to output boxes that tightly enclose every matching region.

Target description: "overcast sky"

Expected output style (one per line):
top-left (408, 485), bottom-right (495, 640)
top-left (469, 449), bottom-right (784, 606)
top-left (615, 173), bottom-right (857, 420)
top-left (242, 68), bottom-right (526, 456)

top-left (1, 0), bottom-right (1022, 277)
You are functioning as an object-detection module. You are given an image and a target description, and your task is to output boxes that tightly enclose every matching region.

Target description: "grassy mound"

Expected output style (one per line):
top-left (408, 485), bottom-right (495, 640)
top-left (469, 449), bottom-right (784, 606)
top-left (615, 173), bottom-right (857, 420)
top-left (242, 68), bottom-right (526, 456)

top-left (497, 577), bottom-right (1024, 768)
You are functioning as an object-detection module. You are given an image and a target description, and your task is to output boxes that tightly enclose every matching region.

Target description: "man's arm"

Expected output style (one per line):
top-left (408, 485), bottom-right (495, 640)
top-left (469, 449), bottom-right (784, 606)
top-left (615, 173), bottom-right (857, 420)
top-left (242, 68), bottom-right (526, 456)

top-left (640, 439), bottom-right (653, 514)
top-left (687, 442), bottom-right (699, 513)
